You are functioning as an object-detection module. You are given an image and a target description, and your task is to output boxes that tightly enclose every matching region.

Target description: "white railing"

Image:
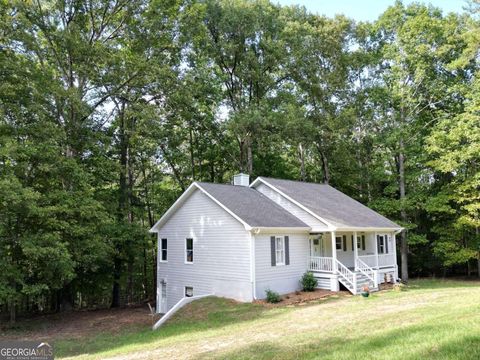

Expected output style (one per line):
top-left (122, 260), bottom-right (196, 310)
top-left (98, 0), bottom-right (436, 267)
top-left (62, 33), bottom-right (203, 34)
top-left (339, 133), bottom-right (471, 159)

top-left (378, 254), bottom-right (396, 267)
top-left (357, 255), bottom-right (376, 268)
top-left (358, 254), bottom-right (396, 269)
top-left (335, 259), bottom-right (356, 294)
top-left (308, 256), bottom-right (333, 272)
top-left (355, 257), bottom-right (377, 289)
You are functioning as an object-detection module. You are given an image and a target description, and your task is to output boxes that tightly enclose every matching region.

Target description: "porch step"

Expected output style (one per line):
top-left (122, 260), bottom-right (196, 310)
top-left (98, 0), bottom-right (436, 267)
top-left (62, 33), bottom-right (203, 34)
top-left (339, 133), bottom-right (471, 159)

top-left (338, 272), bottom-right (378, 295)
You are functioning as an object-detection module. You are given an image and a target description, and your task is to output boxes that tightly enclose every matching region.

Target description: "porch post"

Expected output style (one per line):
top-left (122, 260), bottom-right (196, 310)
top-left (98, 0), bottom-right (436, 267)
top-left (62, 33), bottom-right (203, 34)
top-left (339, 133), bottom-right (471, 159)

top-left (353, 231), bottom-right (358, 270)
top-left (331, 231), bottom-right (337, 268)
top-left (373, 231), bottom-right (379, 287)
top-left (330, 230), bottom-right (339, 291)
top-left (393, 232), bottom-right (399, 282)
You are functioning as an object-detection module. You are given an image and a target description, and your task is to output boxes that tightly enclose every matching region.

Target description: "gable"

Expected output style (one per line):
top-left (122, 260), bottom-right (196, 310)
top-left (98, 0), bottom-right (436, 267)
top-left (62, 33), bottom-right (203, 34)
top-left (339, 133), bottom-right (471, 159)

top-left (253, 177), bottom-right (402, 230)
top-left (253, 182), bottom-right (331, 231)
top-left (156, 187), bottom-right (248, 235)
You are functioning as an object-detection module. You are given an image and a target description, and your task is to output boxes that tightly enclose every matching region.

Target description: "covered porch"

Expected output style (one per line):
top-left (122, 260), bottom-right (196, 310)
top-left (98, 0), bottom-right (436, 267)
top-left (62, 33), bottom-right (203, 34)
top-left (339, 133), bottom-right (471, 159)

top-left (307, 231), bottom-right (399, 293)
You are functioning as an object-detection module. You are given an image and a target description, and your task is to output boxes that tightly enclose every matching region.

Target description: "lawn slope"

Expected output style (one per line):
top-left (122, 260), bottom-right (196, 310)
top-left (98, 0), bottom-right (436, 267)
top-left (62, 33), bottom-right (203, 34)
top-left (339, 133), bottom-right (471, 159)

top-left (57, 279), bottom-right (480, 360)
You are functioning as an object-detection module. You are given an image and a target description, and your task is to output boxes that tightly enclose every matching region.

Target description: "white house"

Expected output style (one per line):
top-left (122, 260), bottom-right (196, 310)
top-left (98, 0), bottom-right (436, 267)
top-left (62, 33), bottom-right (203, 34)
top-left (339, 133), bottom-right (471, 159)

top-left (150, 174), bottom-right (402, 313)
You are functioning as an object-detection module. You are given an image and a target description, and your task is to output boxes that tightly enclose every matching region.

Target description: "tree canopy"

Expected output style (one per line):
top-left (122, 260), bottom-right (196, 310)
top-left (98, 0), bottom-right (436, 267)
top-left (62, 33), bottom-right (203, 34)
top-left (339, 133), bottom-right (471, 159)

top-left (1, 0), bottom-right (479, 322)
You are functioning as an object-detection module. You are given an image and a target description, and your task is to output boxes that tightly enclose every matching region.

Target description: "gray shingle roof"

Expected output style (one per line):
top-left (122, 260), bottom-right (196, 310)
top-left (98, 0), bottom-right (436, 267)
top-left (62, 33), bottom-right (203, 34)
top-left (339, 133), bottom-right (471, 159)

top-left (196, 182), bottom-right (309, 228)
top-left (257, 177), bottom-right (401, 229)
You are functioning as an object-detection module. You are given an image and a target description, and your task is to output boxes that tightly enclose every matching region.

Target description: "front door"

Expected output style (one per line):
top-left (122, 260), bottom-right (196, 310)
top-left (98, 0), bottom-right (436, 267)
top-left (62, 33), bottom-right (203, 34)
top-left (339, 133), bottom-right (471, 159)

top-left (160, 282), bottom-right (167, 314)
top-left (310, 235), bottom-right (325, 257)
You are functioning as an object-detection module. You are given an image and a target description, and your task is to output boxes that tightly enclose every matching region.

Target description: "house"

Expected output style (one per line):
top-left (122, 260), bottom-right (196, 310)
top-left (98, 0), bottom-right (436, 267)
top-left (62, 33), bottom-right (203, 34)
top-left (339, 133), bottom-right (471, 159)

top-left (150, 174), bottom-right (402, 313)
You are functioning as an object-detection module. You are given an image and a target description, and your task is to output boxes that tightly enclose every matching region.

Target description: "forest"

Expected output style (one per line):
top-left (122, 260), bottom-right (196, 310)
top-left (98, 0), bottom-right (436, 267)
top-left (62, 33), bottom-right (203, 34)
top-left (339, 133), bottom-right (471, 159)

top-left (0, 0), bottom-right (479, 322)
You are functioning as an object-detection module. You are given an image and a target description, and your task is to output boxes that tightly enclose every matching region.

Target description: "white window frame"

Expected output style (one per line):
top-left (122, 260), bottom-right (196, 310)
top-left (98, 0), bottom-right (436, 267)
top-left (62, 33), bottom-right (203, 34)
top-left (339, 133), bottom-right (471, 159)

top-left (185, 238), bottom-right (194, 264)
top-left (335, 236), bottom-right (342, 250)
top-left (160, 238), bottom-right (168, 263)
top-left (275, 236), bottom-right (285, 266)
top-left (378, 235), bottom-right (386, 254)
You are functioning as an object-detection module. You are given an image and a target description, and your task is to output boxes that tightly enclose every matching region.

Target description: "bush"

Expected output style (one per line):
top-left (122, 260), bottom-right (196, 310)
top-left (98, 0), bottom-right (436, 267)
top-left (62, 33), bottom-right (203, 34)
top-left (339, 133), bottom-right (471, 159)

top-left (300, 272), bottom-right (318, 292)
top-left (265, 289), bottom-right (281, 303)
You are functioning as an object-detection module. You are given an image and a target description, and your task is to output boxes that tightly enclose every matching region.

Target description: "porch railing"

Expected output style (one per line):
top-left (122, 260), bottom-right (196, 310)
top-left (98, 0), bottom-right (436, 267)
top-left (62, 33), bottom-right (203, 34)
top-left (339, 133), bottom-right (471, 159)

top-left (358, 254), bottom-right (396, 268)
top-left (355, 257), bottom-right (377, 289)
top-left (378, 254), bottom-right (396, 267)
top-left (335, 259), bottom-right (357, 294)
top-left (308, 256), bottom-right (333, 272)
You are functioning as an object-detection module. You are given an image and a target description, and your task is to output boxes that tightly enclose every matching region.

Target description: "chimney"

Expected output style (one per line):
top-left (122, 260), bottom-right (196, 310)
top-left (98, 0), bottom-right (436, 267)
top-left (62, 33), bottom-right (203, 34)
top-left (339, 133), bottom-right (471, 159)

top-left (233, 173), bottom-right (250, 187)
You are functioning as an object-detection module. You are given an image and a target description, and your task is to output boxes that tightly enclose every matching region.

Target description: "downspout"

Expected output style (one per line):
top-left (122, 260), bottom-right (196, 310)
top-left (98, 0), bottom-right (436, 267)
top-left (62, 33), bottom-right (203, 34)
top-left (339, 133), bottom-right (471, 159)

top-left (250, 229), bottom-right (258, 300)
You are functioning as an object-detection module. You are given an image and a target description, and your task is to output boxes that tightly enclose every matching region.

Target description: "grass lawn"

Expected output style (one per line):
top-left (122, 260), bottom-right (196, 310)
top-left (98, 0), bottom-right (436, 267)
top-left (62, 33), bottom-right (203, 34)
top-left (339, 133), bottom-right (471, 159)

top-left (50, 279), bottom-right (480, 359)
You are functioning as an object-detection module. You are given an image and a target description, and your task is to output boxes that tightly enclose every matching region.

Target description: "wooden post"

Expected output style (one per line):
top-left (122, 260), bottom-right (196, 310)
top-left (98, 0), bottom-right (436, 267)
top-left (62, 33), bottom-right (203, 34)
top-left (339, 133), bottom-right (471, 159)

top-left (353, 231), bottom-right (358, 271)
top-left (331, 231), bottom-right (337, 267)
top-left (330, 231), bottom-right (339, 291)
top-left (393, 232), bottom-right (398, 282)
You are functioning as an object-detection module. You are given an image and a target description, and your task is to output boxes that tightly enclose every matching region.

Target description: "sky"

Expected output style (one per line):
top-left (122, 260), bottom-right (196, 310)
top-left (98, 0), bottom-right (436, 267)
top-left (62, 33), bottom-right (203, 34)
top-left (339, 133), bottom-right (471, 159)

top-left (274, 0), bottom-right (467, 22)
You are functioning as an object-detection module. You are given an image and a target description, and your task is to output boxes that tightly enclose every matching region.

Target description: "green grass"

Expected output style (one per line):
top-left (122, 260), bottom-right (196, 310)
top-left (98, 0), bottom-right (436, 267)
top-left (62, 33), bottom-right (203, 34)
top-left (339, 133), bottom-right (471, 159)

top-left (55, 278), bottom-right (480, 360)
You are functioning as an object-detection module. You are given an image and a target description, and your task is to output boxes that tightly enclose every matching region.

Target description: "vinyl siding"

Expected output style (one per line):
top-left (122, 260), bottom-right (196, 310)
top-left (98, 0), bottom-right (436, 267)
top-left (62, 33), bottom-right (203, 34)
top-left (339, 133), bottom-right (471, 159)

top-left (157, 189), bottom-right (252, 312)
top-left (254, 232), bottom-right (310, 298)
top-left (254, 183), bottom-right (329, 231)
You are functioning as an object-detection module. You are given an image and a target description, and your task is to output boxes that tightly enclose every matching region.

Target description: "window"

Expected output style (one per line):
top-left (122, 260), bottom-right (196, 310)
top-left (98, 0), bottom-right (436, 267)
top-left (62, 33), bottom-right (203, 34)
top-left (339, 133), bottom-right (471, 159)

top-left (335, 236), bottom-right (342, 250)
top-left (275, 236), bottom-right (285, 265)
top-left (160, 238), bottom-right (168, 262)
top-left (377, 235), bottom-right (386, 254)
top-left (357, 235), bottom-right (366, 250)
top-left (185, 286), bottom-right (193, 297)
top-left (185, 238), bottom-right (193, 263)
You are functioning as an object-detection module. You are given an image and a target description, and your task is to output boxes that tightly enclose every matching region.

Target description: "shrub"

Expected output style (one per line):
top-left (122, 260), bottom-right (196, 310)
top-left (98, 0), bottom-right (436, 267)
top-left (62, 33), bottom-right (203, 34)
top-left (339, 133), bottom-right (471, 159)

top-left (265, 289), bottom-right (281, 303)
top-left (300, 272), bottom-right (318, 292)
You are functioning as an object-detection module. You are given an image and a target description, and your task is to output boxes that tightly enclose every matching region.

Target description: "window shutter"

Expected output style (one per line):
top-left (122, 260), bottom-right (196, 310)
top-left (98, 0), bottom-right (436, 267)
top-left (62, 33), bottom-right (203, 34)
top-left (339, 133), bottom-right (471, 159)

top-left (270, 236), bottom-right (276, 266)
top-left (351, 235), bottom-right (354, 251)
top-left (362, 235), bottom-right (365, 250)
top-left (285, 236), bottom-right (290, 265)
top-left (342, 235), bottom-right (347, 251)
top-left (386, 235), bottom-right (389, 253)
top-left (377, 235), bottom-right (381, 253)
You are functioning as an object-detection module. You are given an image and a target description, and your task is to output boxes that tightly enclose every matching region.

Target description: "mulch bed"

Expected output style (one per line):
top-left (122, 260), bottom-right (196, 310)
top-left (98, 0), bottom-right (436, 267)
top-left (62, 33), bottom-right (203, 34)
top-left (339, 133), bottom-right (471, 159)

top-left (254, 289), bottom-right (350, 307)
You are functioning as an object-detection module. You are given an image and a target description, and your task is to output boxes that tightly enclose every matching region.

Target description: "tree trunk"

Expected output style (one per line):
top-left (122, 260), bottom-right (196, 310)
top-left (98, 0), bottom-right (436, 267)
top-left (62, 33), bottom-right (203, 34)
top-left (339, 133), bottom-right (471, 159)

top-left (127, 259), bottom-right (134, 304)
top-left (316, 143), bottom-right (330, 184)
top-left (398, 137), bottom-right (409, 282)
top-left (111, 256), bottom-right (122, 308)
top-left (298, 143), bottom-right (306, 181)
top-left (143, 245), bottom-right (148, 298)
top-left (246, 137), bottom-right (253, 175)
top-left (477, 227), bottom-right (480, 278)
top-left (113, 102), bottom-right (127, 308)
top-left (152, 234), bottom-right (157, 303)
top-left (9, 299), bottom-right (16, 323)
top-left (189, 127), bottom-right (195, 180)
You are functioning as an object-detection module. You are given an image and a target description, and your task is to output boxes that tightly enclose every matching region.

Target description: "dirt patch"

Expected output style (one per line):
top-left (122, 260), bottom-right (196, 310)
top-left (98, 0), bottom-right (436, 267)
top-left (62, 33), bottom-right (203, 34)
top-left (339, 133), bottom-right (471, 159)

top-left (0, 304), bottom-right (153, 341)
top-left (254, 289), bottom-right (349, 307)
top-left (379, 282), bottom-right (395, 291)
